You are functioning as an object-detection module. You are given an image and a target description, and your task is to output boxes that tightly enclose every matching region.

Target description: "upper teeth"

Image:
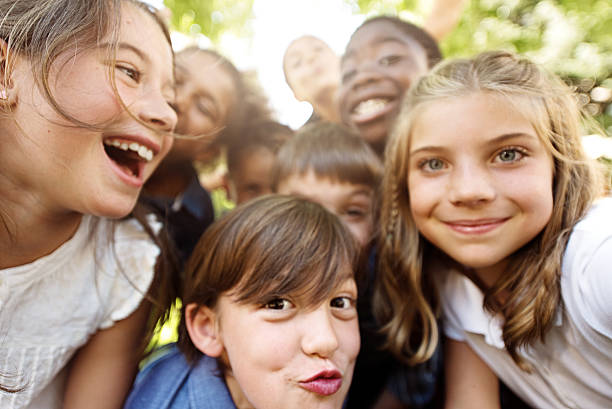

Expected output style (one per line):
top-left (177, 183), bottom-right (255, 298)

top-left (354, 98), bottom-right (388, 116)
top-left (104, 139), bottom-right (154, 161)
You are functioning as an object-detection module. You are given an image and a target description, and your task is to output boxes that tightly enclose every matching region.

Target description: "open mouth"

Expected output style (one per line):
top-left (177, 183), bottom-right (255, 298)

top-left (353, 98), bottom-right (389, 116)
top-left (103, 138), bottom-right (153, 180)
top-left (350, 97), bottom-right (395, 124)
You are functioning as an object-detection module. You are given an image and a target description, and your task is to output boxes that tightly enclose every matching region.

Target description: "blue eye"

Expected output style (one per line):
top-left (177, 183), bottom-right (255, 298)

top-left (420, 158), bottom-right (445, 172)
top-left (496, 148), bottom-right (525, 163)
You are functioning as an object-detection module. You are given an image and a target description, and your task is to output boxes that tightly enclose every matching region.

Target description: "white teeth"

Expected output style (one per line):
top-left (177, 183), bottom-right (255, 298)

top-left (104, 139), bottom-right (155, 162)
top-left (353, 98), bottom-right (388, 116)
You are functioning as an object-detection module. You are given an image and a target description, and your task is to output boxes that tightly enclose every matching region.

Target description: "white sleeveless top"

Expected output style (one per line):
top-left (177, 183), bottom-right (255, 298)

top-left (0, 215), bottom-right (160, 409)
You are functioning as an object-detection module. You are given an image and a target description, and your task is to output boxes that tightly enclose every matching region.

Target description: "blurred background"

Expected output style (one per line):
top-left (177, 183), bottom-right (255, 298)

top-left (147, 0), bottom-right (611, 140)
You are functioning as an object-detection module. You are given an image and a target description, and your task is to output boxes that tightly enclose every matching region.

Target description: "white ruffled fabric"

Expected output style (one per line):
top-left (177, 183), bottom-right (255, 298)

top-left (0, 215), bottom-right (160, 409)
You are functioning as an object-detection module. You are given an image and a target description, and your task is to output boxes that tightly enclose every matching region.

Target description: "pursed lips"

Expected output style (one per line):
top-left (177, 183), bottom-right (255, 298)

top-left (298, 369), bottom-right (343, 396)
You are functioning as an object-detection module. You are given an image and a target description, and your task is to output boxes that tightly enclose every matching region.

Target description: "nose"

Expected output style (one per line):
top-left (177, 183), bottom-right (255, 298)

top-left (349, 63), bottom-right (383, 90)
top-left (137, 91), bottom-right (177, 133)
top-left (301, 306), bottom-right (339, 359)
top-left (448, 162), bottom-right (496, 206)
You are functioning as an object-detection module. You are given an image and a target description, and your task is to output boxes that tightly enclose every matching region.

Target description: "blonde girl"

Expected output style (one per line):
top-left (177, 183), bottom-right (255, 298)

top-left (377, 50), bottom-right (610, 408)
top-left (0, 0), bottom-right (178, 408)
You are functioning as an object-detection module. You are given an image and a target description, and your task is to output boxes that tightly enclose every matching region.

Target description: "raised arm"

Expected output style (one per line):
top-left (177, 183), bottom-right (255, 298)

top-left (423, 0), bottom-right (468, 41)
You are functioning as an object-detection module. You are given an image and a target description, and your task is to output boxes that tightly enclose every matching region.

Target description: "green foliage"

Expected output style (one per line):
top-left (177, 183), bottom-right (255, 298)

top-left (346, 0), bottom-right (612, 135)
top-left (164, 0), bottom-right (611, 135)
top-left (164, 0), bottom-right (254, 42)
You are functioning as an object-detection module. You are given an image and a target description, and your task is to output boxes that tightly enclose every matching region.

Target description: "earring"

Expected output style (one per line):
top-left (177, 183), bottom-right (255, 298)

top-left (0, 89), bottom-right (6, 100)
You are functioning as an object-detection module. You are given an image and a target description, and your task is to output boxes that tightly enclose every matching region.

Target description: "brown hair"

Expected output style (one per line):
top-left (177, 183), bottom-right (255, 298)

top-left (272, 122), bottom-right (383, 192)
top-left (0, 0), bottom-right (171, 127)
top-left (226, 120), bottom-right (293, 176)
top-left (0, 0), bottom-right (176, 391)
top-left (178, 194), bottom-right (359, 363)
top-left (377, 50), bottom-right (606, 368)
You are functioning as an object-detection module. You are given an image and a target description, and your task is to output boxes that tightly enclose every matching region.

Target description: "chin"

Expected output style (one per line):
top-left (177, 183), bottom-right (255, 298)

top-left (90, 197), bottom-right (139, 219)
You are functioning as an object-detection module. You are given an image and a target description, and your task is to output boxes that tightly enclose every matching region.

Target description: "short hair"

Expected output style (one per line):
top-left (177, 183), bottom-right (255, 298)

top-left (178, 194), bottom-right (359, 363)
top-left (355, 16), bottom-right (442, 68)
top-left (272, 122), bottom-right (383, 191)
top-left (226, 120), bottom-right (293, 175)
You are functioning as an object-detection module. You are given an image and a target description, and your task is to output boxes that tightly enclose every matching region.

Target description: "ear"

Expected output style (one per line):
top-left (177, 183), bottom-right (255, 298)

top-left (185, 303), bottom-right (224, 357)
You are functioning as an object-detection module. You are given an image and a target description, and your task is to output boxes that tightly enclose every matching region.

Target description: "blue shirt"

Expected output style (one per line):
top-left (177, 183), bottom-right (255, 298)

top-left (124, 344), bottom-right (236, 409)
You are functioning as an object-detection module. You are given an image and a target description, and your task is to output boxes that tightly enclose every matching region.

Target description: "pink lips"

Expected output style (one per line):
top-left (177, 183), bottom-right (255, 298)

top-left (299, 370), bottom-right (343, 396)
top-left (444, 218), bottom-right (508, 234)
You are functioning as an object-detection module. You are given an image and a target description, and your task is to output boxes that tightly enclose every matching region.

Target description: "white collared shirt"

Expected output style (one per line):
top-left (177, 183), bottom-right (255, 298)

top-left (438, 197), bottom-right (612, 409)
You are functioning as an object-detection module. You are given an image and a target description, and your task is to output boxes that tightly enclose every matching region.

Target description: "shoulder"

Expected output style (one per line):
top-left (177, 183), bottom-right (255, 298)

top-left (124, 344), bottom-right (192, 409)
top-left (125, 344), bottom-right (236, 409)
top-left (436, 267), bottom-right (506, 348)
top-left (562, 197), bottom-right (612, 341)
top-left (94, 215), bottom-right (161, 329)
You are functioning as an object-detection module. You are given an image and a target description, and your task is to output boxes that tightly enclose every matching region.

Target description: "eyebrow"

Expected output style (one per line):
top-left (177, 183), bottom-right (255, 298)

top-left (348, 187), bottom-right (373, 198)
top-left (99, 41), bottom-right (147, 63)
top-left (410, 132), bottom-right (537, 155)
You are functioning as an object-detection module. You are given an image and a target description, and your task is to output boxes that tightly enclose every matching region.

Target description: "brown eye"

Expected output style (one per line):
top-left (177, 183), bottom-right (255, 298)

top-left (264, 298), bottom-right (293, 310)
top-left (330, 296), bottom-right (352, 309)
top-left (379, 55), bottom-right (402, 66)
top-left (117, 65), bottom-right (140, 82)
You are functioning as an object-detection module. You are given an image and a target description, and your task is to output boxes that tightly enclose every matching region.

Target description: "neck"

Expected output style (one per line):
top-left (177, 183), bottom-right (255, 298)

top-left (312, 86), bottom-right (341, 123)
top-left (225, 373), bottom-right (255, 409)
top-left (0, 180), bottom-right (82, 269)
top-left (143, 160), bottom-right (194, 198)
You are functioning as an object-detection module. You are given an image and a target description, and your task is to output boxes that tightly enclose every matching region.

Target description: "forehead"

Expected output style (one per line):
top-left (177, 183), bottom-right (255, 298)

top-left (344, 21), bottom-right (425, 61)
top-left (177, 52), bottom-right (229, 79)
top-left (280, 170), bottom-right (373, 199)
top-left (410, 93), bottom-right (540, 147)
top-left (120, 3), bottom-right (171, 58)
top-left (287, 36), bottom-right (329, 56)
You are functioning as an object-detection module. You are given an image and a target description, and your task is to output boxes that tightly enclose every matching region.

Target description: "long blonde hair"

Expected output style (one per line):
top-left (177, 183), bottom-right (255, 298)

top-left (376, 50), bottom-right (606, 368)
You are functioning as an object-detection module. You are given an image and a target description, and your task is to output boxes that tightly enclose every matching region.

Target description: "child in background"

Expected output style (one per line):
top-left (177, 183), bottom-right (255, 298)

top-left (379, 50), bottom-right (611, 408)
top-left (226, 120), bottom-right (293, 205)
top-left (273, 122), bottom-right (442, 409)
top-left (274, 122), bottom-right (380, 249)
top-left (0, 1), bottom-right (177, 408)
top-left (339, 16), bottom-right (442, 157)
top-left (124, 195), bottom-right (361, 409)
top-left (283, 35), bottom-right (341, 125)
top-left (143, 47), bottom-right (248, 266)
